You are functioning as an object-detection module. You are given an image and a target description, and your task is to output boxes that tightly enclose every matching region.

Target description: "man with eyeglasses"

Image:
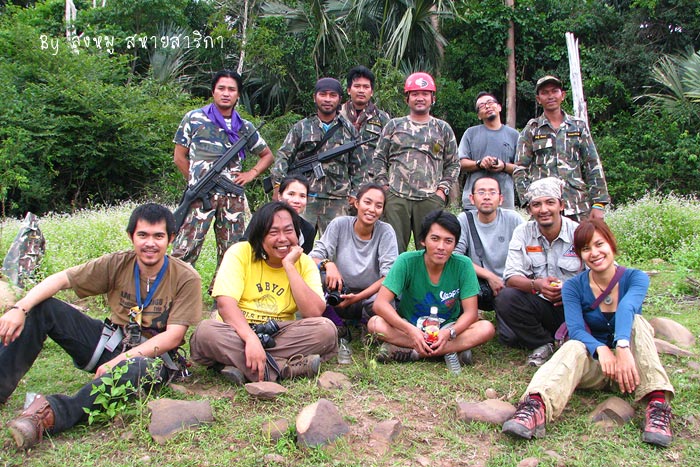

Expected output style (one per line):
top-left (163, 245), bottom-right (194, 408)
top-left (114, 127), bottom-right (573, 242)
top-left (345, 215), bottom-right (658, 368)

top-left (458, 92), bottom-right (519, 211)
top-left (455, 177), bottom-right (524, 311)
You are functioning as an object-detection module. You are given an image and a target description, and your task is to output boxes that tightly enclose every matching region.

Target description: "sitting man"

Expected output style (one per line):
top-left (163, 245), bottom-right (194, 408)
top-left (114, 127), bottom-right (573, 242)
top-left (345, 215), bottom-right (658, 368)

top-left (189, 202), bottom-right (338, 384)
top-left (0, 203), bottom-right (202, 449)
top-left (368, 210), bottom-right (495, 370)
top-left (455, 176), bottom-right (524, 310)
top-left (495, 177), bottom-right (580, 366)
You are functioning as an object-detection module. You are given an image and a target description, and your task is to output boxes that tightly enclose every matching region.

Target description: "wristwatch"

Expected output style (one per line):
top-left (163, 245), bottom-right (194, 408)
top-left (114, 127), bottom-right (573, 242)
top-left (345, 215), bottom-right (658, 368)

top-left (318, 259), bottom-right (331, 271)
top-left (616, 339), bottom-right (630, 348)
top-left (449, 327), bottom-right (457, 341)
top-left (438, 186), bottom-right (450, 196)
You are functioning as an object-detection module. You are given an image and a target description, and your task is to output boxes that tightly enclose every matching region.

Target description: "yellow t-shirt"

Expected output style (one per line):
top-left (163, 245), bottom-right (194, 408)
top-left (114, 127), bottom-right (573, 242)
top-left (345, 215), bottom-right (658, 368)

top-left (211, 242), bottom-right (324, 323)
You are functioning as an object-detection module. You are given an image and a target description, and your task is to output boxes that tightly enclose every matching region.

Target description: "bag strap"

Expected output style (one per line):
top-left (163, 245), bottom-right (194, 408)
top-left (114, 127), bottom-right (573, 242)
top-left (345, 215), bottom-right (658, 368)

top-left (465, 211), bottom-right (485, 267)
top-left (292, 120), bottom-right (343, 166)
top-left (590, 266), bottom-right (626, 309)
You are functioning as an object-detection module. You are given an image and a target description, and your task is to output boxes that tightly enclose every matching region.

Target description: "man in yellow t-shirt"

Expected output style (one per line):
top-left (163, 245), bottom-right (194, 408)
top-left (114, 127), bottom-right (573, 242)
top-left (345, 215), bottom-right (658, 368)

top-left (190, 202), bottom-right (338, 384)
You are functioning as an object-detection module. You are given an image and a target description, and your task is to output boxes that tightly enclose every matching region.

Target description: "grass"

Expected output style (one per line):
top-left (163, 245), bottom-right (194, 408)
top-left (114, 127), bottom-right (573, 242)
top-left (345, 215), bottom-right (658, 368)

top-left (1, 199), bottom-right (700, 466)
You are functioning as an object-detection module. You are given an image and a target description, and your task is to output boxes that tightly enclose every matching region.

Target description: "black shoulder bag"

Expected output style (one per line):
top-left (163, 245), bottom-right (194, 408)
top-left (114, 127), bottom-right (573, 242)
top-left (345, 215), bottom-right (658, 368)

top-left (465, 211), bottom-right (496, 311)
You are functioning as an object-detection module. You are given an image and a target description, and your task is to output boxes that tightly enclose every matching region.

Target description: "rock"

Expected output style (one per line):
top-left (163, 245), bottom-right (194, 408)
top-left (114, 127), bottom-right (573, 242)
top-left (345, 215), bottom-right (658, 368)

top-left (296, 398), bottom-right (349, 448)
top-left (263, 453), bottom-right (286, 465)
top-left (416, 456), bottom-right (431, 467)
top-left (261, 418), bottom-right (289, 443)
top-left (590, 397), bottom-right (634, 425)
top-left (518, 457), bottom-right (539, 467)
top-left (317, 371), bottom-right (352, 390)
top-left (544, 450), bottom-right (563, 462)
top-left (148, 399), bottom-right (213, 444)
top-left (649, 317), bottom-right (696, 348)
top-left (371, 419), bottom-right (402, 443)
top-left (484, 388), bottom-right (498, 399)
top-left (456, 399), bottom-right (516, 424)
top-left (245, 381), bottom-right (288, 400)
top-left (655, 338), bottom-right (695, 357)
top-left (687, 361), bottom-right (700, 371)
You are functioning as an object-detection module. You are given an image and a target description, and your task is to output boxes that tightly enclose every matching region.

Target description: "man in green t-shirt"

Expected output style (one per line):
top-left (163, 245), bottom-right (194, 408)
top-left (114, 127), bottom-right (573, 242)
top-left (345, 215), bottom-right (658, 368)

top-left (368, 210), bottom-right (495, 368)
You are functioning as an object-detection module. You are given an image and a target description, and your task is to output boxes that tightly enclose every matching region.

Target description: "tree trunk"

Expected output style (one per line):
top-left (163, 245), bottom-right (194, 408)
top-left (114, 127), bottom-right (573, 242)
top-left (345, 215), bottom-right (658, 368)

top-left (505, 0), bottom-right (516, 128)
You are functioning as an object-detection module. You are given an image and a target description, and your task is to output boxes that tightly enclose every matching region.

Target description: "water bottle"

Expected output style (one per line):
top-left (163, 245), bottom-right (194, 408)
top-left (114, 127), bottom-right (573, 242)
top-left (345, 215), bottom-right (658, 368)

top-left (444, 352), bottom-right (462, 374)
top-left (420, 306), bottom-right (441, 344)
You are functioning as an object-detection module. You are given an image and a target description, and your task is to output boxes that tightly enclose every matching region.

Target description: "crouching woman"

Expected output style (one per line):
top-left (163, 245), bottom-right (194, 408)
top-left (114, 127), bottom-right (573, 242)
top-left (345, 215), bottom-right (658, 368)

top-left (502, 219), bottom-right (674, 447)
top-left (189, 202), bottom-right (338, 384)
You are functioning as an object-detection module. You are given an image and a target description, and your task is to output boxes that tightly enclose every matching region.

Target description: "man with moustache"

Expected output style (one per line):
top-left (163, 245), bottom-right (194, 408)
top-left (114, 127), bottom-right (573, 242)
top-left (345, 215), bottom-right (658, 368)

top-left (458, 92), bottom-right (519, 211)
top-left (373, 72), bottom-right (460, 253)
top-left (271, 77), bottom-right (363, 234)
top-left (495, 178), bottom-right (580, 366)
top-left (172, 70), bottom-right (274, 282)
top-left (514, 76), bottom-right (610, 221)
top-left (455, 176), bottom-right (524, 310)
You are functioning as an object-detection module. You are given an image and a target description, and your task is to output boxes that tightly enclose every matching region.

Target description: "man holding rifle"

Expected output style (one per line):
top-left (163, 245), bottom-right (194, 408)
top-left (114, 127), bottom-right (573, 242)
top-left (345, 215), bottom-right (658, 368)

top-left (270, 77), bottom-right (365, 234)
top-left (172, 70), bottom-right (273, 281)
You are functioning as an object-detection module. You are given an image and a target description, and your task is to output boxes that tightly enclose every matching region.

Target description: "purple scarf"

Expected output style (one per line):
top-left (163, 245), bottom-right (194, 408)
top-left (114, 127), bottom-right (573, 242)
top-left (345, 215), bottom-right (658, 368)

top-left (203, 103), bottom-right (247, 160)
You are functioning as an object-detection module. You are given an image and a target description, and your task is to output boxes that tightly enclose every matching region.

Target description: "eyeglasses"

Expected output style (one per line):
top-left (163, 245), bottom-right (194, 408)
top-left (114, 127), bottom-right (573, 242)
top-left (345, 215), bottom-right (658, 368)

top-left (475, 189), bottom-right (500, 197)
top-left (476, 99), bottom-right (498, 111)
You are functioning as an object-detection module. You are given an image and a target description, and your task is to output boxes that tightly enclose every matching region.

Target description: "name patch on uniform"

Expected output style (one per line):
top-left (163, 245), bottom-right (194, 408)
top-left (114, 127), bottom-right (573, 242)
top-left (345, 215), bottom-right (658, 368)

top-left (367, 119), bottom-right (382, 127)
top-left (526, 246), bottom-right (543, 253)
top-left (563, 245), bottom-right (578, 257)
top-left (533, 134), bottom-right (548, 141)
top-left (566, 131), bottom-right (581, 137)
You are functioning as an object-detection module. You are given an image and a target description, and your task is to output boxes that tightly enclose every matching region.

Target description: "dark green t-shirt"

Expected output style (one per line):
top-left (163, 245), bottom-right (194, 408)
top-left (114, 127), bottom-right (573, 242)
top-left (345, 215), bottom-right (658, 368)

top-left (382, 250), bottom-right (479, 326)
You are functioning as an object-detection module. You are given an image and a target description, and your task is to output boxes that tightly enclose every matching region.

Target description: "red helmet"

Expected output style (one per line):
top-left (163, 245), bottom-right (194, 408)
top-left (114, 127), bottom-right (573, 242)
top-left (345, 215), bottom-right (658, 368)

top-left (404, 72), bottom-right (436, 93)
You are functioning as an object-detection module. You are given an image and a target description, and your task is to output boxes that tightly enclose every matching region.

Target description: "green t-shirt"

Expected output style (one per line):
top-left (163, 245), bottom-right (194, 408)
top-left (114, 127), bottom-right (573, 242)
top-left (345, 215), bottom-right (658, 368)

top-left (382, 250), bottom-right (479, 326)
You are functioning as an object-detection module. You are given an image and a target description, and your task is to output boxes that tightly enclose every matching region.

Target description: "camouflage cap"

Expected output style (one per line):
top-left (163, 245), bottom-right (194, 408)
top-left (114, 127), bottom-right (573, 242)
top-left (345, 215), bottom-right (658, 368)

top-left (535, 75), bottom-right (563, 93)
top-left (524, 177), bottom-right (564, 204)
top-left (315, 77), bottom-right (343, 96)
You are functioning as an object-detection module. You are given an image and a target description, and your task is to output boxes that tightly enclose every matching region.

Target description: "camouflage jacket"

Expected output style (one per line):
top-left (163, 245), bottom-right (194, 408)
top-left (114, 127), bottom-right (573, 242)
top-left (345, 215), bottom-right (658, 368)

top-left (513, 111), bottom-right (610, 215)
top-left (372, 116), bottom-right (460, 201)
top-left (174, 109), bottom-right (268, 188)
top-left (271, 114), bottom-right (363, 199)
top-left (340, 101), bottom-right (390, 181)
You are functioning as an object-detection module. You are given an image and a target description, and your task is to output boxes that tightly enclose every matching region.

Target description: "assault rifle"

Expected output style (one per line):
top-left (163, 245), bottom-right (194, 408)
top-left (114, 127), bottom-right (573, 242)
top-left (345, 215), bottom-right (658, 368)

top-left (173, 121), bottom-right (265, 232)
top-left (262, 135), bottom-right (378, 193)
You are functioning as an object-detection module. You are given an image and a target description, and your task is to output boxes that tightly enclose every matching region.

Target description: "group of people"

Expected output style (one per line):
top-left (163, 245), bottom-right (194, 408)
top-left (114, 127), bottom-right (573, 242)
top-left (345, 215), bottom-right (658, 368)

top-left (0, 67), bottom-right (674, 451)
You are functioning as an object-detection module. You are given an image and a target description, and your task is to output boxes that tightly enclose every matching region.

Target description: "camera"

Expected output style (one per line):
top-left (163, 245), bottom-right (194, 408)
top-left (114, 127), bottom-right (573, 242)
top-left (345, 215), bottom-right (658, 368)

top-left (251, 319), bottom-right (280, 349)
top-left (320, 270), bottom-right (350, 306)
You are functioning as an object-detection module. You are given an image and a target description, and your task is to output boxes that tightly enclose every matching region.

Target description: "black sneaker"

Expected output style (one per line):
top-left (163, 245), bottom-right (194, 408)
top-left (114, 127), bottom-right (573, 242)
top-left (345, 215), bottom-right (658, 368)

top-left (459, 349), bottom-right (474, 366)
top-left (220, 366), bottom-right (246, 386)
top-left (376, 343), bottom-right (419, 363)
top-left (526, 343), bottom-right (554, 367)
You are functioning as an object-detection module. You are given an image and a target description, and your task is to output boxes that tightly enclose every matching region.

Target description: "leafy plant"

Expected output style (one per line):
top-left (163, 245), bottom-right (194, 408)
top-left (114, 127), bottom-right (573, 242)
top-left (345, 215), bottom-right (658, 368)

top-left (84, 361), bottom-right (137, 425)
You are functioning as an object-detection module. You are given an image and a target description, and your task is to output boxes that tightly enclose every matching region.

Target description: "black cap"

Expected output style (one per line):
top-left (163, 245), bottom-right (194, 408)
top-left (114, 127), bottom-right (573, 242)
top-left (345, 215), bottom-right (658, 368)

top-left (535, 75), bottom-right (563, 93)
top-left (315, 78), bottom-right (343, 96)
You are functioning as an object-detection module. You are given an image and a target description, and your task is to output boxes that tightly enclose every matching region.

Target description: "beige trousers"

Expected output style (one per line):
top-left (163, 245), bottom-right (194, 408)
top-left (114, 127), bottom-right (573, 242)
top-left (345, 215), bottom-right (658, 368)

top-left (523, 314), bottom-right (674, 422)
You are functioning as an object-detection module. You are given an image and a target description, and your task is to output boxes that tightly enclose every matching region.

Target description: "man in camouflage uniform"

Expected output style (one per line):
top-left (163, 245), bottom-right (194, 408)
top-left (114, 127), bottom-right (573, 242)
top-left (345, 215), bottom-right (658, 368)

top-left (340, 65), bottom-right (390, 183)
top-left (271, 77), bottom-right (363, 234)
top-left (1, 212), bottom-right (45, 289)
top-left (513, 76), bottom-right (609, 221)
top-left (373, 72), bottom-right (460, 253)
top-left (172, 70), bottom-right (273, 282)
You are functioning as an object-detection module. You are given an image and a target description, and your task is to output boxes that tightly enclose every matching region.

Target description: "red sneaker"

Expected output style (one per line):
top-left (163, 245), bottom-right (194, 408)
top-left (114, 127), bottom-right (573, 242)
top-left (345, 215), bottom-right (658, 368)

top-left (502, 395), bottom-right (546, 439)
top-left (642, 401), bottom-right (672, 447)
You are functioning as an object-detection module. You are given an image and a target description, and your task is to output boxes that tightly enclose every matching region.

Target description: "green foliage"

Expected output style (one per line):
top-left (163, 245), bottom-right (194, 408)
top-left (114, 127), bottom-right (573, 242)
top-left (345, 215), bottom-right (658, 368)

top-left (84, 361), bottom-right (136, 425)
top-left (606, 193), bottom-right (700, 264)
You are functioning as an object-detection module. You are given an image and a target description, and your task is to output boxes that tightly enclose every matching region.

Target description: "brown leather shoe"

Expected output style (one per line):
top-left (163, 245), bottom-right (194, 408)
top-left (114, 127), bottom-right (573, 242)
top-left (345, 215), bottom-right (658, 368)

top-left (8, 394), bottom-right (55, 449)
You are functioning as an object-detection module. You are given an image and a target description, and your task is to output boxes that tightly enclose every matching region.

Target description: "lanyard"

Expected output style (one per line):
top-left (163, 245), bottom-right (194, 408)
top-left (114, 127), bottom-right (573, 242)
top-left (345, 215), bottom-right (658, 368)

top-left (131, 256), bottom-right (169, 324)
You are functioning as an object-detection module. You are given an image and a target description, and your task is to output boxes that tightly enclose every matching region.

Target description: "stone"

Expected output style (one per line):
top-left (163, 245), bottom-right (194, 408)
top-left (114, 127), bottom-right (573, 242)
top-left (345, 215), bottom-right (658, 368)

top-left (261, 418), bottom-right (289, 443)
top-left (296, 398), bottom-right (349, 448)
top-left (655, 338), bottom-right (695, 357)
top-left (649, 317), bottom-right (696, 348)
top-left (687, 361), bottom-right (700, 371)
top-left (147, 398), bottom-right (213, 444)
top-left (416, 456), bottom-right (431, 467)
top-left (590, 397), bottom-right (634, 425)
top-left (263, 453), bottom-right (286, 465)
top-left (484, 388), bottom-right (498, 399)
top-left (371, 419), bottom-right (402, 444)
top-left (518, 457), bottom-right (539, 467)
top-left (456, 399), bottom-right (517, 424)
top-left (317, 371), bottom-right (352, 390)
top-left (245, 381), bottom-right (288, 400)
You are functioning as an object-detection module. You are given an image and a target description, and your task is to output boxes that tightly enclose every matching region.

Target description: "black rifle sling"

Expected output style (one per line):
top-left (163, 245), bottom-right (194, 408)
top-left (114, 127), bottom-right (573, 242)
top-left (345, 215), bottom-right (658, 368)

top-left (289, 120), bottom-right (343, 167)
top-left (465, 210), bottom-right (486, 268)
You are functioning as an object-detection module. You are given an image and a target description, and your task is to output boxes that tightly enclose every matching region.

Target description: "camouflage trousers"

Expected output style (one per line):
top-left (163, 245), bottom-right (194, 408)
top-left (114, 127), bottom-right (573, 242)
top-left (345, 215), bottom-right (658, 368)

top-left (172, 193), bottom-right (246, 282)
top-left (303, 197), bottom-right (348, 235)
top-left (383, 191), bottom-right (446, 253)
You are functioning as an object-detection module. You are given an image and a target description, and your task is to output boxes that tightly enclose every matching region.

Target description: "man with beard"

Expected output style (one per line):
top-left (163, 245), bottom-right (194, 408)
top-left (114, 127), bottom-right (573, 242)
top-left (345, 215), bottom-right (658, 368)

top-left (514, 76), bottom-right (610, 221)
top-left (455, 176), bottom-right (524, 310)
top-left (373, 72), bottom-right (460, 253)
top-left (458, 92), bottom-right (519, 211)
top-left (495, 178), bottom-right (580, 367)
top-left (271, 78), bottom-right (363, 234)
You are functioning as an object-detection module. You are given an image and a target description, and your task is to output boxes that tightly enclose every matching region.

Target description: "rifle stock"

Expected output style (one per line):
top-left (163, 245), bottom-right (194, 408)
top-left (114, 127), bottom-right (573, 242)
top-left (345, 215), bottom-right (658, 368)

top-left (173, 121), bottom-right (265, 232)
top-left (262, 135), bottom-right (378, 193)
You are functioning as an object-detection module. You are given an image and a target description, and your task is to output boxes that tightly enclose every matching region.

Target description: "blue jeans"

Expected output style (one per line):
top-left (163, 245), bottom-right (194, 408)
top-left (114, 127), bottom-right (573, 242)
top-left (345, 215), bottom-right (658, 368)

top-left (0, 298), bottom-right (168, 433)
